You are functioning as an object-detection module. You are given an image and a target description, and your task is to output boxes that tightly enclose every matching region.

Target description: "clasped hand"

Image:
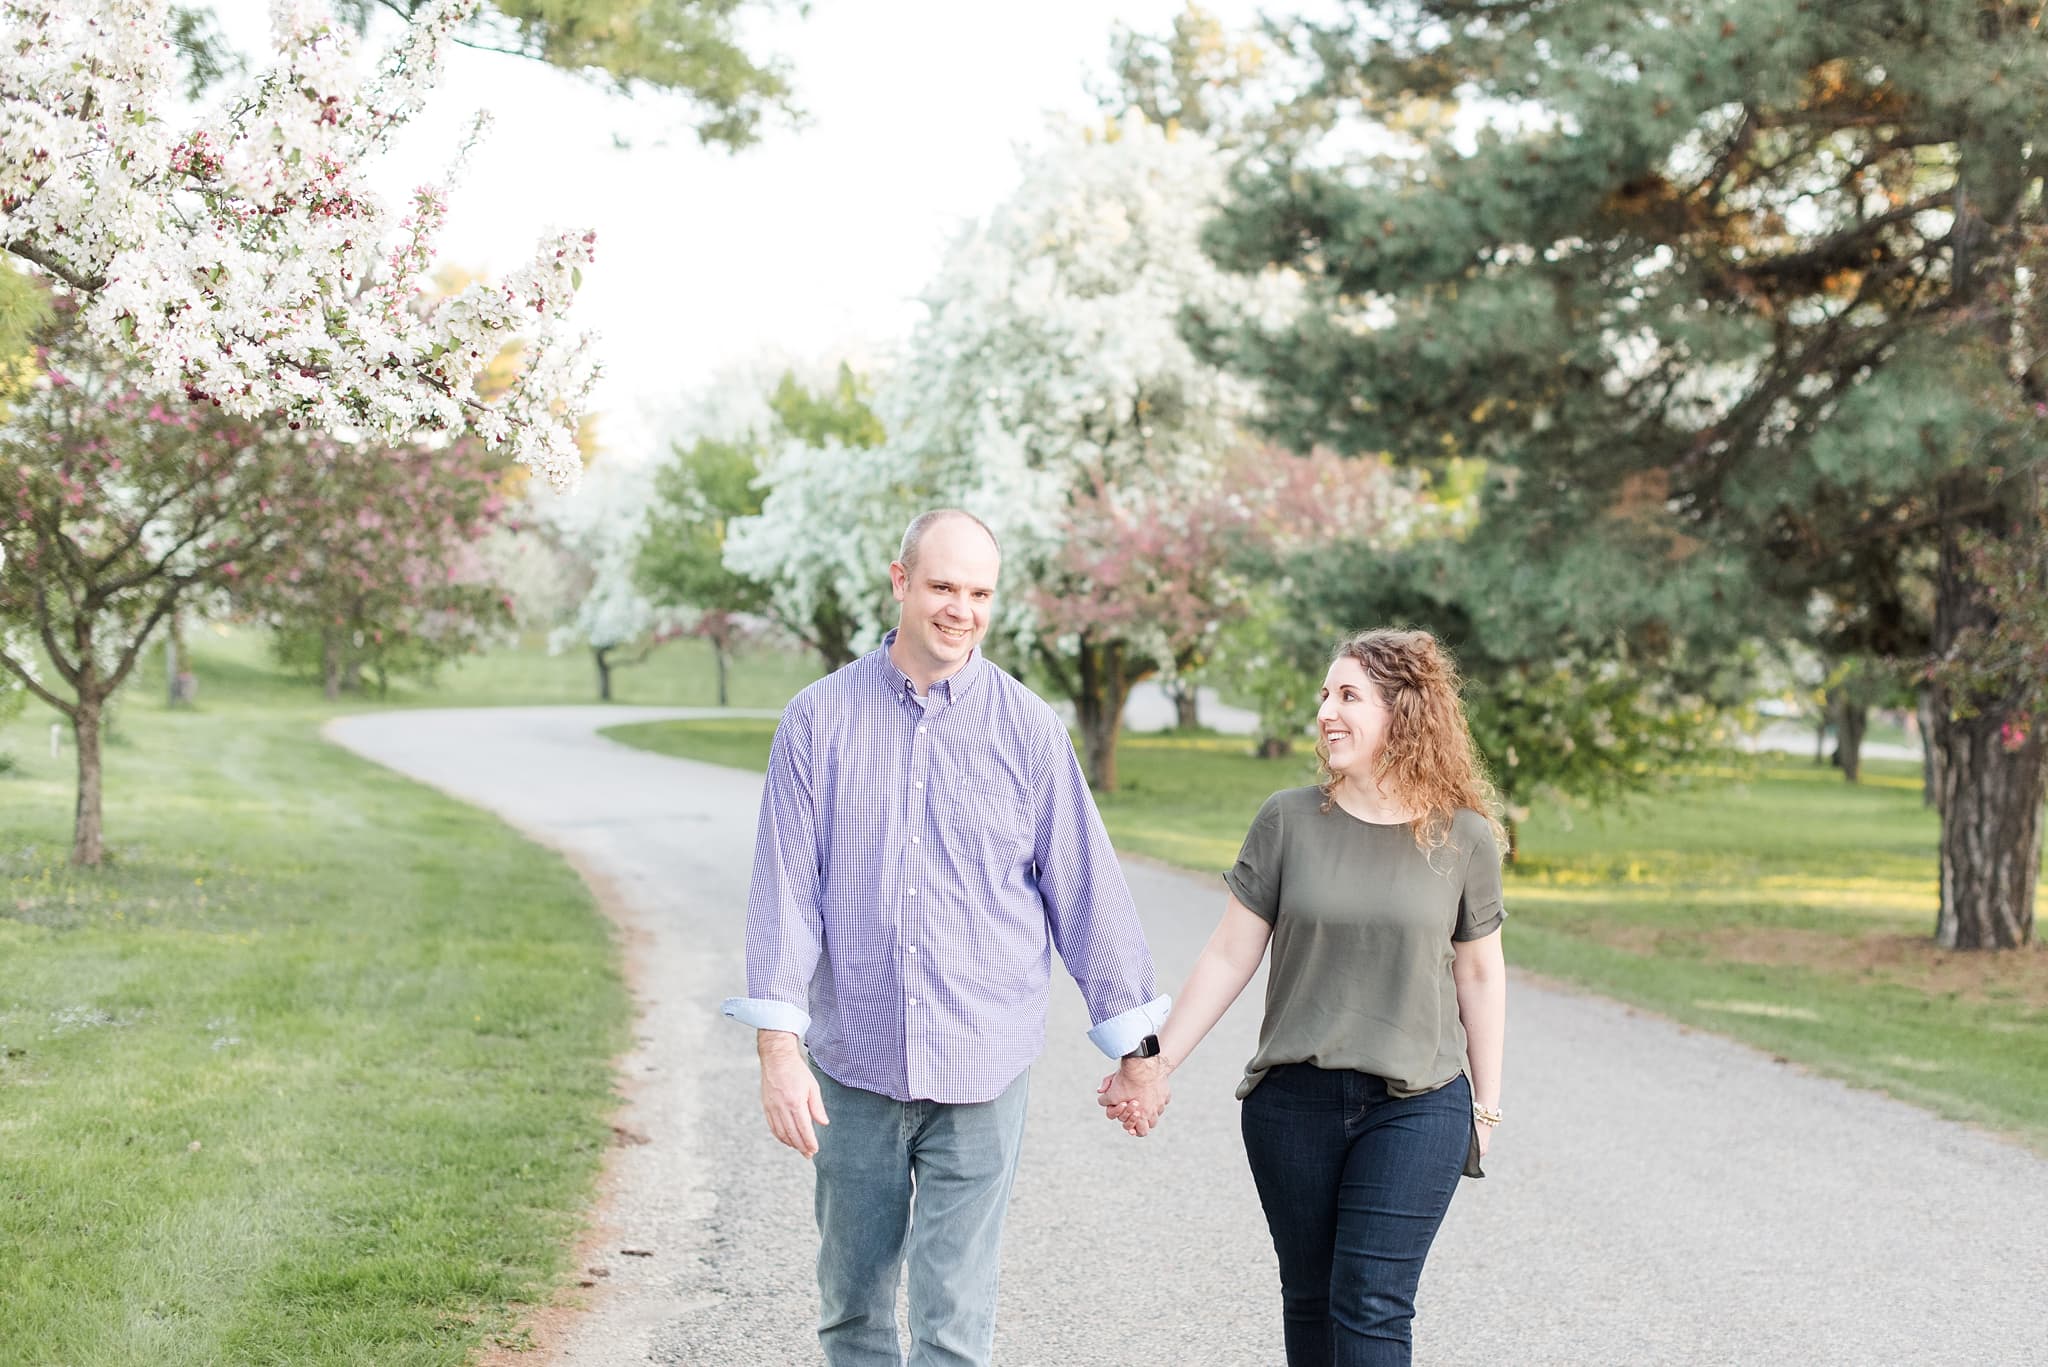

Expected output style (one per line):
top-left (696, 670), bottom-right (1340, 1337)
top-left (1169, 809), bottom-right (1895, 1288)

top-left (1096, 1056), bottom-right (1170, 1137)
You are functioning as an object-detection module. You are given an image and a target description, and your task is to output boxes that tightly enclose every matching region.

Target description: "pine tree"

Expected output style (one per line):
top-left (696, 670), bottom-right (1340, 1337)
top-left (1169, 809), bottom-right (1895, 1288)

top-left (1207, 0), bottom-right (2048, 948)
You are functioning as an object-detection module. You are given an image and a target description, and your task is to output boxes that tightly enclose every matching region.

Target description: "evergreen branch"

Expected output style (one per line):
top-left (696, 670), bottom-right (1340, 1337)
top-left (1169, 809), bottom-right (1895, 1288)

top-left (1729, 193), bottom-right (1951, 289)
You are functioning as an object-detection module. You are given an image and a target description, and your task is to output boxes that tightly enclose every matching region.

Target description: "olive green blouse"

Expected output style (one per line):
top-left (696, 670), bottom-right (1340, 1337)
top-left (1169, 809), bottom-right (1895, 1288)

top-left (1224, 787), bottom-right (1505, 1100)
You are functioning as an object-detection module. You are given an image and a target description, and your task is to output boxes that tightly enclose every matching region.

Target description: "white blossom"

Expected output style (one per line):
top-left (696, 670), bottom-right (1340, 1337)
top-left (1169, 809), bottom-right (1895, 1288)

top-left (1, 0), bottom-right (598, 488)
top-left (727, 114), bottom-right (1300, 652)
top-left (530, 459), bottom-right (676, 653)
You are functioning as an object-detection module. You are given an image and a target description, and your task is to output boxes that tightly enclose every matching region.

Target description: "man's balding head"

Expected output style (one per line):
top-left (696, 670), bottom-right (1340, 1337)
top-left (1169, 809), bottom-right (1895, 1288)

top-left (898, 509), bottom-right (1000, 575)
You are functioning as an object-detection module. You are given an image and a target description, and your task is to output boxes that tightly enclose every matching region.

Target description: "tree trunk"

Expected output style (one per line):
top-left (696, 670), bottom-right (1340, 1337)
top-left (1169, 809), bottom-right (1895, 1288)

top-left (715, 639), bottom-right (731, 708)
top-left (1917, 687), bottom-right (1941, 809)
top-left (1814, 712), bottom-right (1829, 765)
top-left (1929, 704), bottom-right (2043, 949)
top-left (1075, 639), bottom-right (1137, 792)
top-left (71, 693), bottom-right (105, 867)
top-left (164, 622), bottom-right (180, 708)
top-left (1256, 735), bottom-right (1294, 759)
top-left (1832, 690), bottom-right (1867, 784)
top-left (1930, 483), bottom-right (2042, 948)
top-left (1503, 816), bottom-right (1519, 866)
top-left (322, 630), bottom-right (342, 702)
top-left (1171, 682), bottom-right (1201, 730)
top-left (811, 595), bottom-right (859, 672)
top-left (595, 645), bottom-right (614, 702)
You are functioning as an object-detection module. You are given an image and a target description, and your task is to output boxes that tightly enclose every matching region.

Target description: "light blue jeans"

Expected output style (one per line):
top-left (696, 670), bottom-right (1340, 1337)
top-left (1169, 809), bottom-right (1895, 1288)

top-left (810, 1063), bottom-right (1031, 1367)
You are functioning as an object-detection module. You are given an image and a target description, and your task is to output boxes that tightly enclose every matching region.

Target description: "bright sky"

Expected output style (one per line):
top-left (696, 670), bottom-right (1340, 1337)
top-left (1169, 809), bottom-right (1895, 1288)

top-left (208, 0), bottom-right (1271, 461)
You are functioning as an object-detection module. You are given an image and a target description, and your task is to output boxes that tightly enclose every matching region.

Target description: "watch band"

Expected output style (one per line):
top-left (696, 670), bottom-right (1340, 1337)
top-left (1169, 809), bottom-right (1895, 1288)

top-left (1123, 1033), bottom-right (1161, 1059)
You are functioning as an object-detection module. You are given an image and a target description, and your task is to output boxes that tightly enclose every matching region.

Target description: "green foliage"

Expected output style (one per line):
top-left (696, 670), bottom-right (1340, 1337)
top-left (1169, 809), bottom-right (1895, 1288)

top-left (1942, 472), bottom-right (2048, 724)
top-left (639, 364), bottom-right (884, 667)
top-left (167, 5), bottom-right (246, 100)
top-left (1265, 521), bottom-right (1753, 842)
top-left (0, 675), bottom-right (22, 769)
top-left (640, 436), bottom-right (769, 620)
top-left (1206, 0), bottom-right (2047, 674)
top-left (1208, 1), bottom-right (2048, 937)
top-left (1205, 585), bottom-right (1320, 754)
top-left (330, 0), bottom-right (796, 148)
top-left (766, 364), bottom-right (888, 450)
top-left (0, 266), bottom-right (51, 415)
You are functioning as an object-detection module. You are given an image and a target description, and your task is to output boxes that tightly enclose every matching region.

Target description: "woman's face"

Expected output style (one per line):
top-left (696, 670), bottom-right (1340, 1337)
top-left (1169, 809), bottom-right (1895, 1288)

top-left (1317, 655), bottom-right (1392, 780)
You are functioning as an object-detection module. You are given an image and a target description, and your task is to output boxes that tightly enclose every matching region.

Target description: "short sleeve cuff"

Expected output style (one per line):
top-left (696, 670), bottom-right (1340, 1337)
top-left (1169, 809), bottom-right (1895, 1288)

top-left (1087, 994), bottom-right (1171, 1059)
top-left (721, 997), bottom-right (812, 1036)
top-left (1453, 905), bottom-right (1505, 942)
top-left (1223, 869), bottom-right (1278, 924)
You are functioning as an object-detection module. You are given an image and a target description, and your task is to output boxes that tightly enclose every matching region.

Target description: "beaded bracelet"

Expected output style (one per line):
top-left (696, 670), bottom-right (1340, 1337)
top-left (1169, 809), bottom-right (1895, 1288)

top-left (1472, 1102), bottom-right (1503, 1127)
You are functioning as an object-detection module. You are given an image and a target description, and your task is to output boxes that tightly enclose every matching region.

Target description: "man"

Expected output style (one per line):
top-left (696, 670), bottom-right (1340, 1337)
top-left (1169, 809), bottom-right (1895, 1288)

top-left (721, 508), bottom-right (1170, 1367)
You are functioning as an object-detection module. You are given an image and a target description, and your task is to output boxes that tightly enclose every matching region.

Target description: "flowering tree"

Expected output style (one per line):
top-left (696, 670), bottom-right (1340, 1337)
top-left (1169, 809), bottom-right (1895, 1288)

top-left (1029, 444), bottom-right (1420, 787)
top-left (0, 322), bottom-right (328, 864)
top-left (654, 364), bottom-right (883, 678)
top-left (729, 116), bottom-right (1317, 788)
top-left (535, 457), bottom-right (677, 700)
top-left (247, 436), bottom-right (515, 697)
top-left (2, 0), bottom-right (598, 489)
top-left (1202, 446), bottom-right (1446, 757)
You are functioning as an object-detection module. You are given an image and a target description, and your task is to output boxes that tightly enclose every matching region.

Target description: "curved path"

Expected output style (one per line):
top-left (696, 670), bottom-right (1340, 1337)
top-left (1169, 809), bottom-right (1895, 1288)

top-left (327, 707), bottom-right (2046, 1367)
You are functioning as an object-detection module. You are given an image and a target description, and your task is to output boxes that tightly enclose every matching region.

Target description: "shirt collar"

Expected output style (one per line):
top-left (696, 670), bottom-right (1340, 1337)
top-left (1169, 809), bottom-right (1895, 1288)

top-left (878, 628), bottom-right (988, 704)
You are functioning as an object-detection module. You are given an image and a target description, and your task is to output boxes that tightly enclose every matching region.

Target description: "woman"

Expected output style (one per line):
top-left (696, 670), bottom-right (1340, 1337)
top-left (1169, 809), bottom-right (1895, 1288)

top-left (1102, 628), bottom-right (1508, 1367)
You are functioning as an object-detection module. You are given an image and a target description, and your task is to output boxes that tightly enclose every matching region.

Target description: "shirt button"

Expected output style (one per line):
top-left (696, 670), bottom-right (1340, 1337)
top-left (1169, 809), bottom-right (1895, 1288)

top-left (911, 835), bottom-right (920, 844)
top-left (919, 725), bottom-right (928, 733)
top-left (908, 998), bottom-right (918, 1007)
top-left (907, 945), bottom-right (918, 954)
top-left (907, 888), bottom-right (917, 896)
top-left (915, 780), bottom-right (924, 789)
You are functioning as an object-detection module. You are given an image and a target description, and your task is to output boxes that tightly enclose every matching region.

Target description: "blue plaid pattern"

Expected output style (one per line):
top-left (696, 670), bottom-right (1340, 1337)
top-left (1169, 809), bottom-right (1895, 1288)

top-left (722, 633), bottom-right (1167, 1104)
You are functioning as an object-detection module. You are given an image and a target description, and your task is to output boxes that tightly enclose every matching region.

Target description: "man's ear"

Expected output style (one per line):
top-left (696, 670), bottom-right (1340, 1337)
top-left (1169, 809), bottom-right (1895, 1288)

top-left (889, 561), bottom-right (909, 600)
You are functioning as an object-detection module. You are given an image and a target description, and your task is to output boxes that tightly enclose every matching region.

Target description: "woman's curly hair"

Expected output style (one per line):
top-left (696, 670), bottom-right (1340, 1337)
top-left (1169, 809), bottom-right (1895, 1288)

top-left (1316, 628), bottom-right (1507, 859)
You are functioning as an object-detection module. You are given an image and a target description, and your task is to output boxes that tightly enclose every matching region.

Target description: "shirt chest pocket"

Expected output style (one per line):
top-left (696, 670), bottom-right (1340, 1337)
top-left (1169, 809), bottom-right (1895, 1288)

top-left (944, 761), bottom-right (1033, 848)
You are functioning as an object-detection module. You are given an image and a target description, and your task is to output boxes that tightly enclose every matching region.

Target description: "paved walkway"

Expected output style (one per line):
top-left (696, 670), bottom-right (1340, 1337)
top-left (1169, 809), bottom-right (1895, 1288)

top-left (327, 707), bottom-right (2042, 1366)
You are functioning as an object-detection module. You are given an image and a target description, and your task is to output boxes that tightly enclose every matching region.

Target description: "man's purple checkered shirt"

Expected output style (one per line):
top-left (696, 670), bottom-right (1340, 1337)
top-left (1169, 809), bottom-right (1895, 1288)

top-left (721, 634), bottom-right (1169, 1104)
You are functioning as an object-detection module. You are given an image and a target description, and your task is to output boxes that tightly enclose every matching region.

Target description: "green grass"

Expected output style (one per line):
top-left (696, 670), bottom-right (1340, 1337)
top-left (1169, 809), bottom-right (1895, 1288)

top-left (0, 640), bottom-right (641, 1364)
top-left (162, 622), bottom-right (821, 711)
top-left (604, 717), bottom-right (2048, 1151)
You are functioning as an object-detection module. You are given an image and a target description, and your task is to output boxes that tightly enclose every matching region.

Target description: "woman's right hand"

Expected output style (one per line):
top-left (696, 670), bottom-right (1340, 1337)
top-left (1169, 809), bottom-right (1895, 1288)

top-left (1097, 1057), bottom-right (1171, 1136)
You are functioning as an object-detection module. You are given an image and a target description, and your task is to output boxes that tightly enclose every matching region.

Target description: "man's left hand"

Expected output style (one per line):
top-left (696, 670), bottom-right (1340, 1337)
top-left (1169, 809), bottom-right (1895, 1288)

top-left (1096, 1055), bottom-right (1170, 1137)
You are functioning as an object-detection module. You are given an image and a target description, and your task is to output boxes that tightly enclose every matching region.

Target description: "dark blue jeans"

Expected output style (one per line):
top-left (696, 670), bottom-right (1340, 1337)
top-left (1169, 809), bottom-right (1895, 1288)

top-left (1241, 1065), bottom-right (1472, 1367)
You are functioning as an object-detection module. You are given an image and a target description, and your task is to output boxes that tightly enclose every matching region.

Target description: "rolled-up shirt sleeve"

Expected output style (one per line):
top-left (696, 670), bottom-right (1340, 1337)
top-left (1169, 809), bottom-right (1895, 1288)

top-left (1455, 815), bottom-right (1506, 942)
top-left (719, 695), bottom-right (824, 1037)
top-left (1030, 718), bottom-right (1168, 1059)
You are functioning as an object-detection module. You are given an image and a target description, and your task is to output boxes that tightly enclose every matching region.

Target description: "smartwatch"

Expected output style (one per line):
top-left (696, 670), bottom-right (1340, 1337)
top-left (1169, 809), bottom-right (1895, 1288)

top-left (1122, 1033), bottom-right (1161, 1059)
